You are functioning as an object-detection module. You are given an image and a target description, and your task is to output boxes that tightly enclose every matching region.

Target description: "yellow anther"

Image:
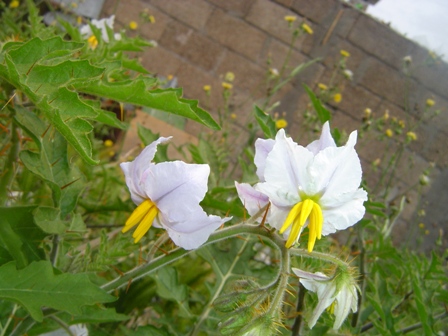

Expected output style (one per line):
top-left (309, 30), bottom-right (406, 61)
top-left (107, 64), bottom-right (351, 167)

top-left (123, 199), bottom-right (155, 232)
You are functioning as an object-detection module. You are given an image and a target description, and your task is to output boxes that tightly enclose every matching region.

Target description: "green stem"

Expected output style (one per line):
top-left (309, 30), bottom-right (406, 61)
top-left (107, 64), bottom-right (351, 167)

top-left (0, 120), bottom-right (19, 206)
top-left (289, 248), bottom-right (349, 267)
top-left (0, 304), bottom-right (18, 336)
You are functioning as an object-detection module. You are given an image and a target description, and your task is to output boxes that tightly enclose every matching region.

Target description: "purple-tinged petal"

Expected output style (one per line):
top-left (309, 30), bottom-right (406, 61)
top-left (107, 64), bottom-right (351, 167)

top-left (306, 121), bottom-right (336, 155)
top-left (145, 161), bottom-right (210, 222)
top-left (254, 138), bottom-right (275, 181)
top-left (235, 182), bottom-right (269, 217)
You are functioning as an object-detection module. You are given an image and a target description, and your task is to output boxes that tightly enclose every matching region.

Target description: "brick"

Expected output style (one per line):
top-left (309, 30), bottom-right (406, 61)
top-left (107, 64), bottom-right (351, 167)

top-left (348, 14), bottom-right (415, 70)
top-left (206, 9), bottom-right (267, 62)
top-left (273, 0), bottom-right (294, 7)
top-left (148, 0), bottom-right (213, 30)
top-left (141, 45), bottom-right (182, 76)
top-left (358, 58), bottom-right (412, 107)
top-left (158, 20), bottom-right (225, 72)
top-left (336, 83), bottom-right (382, 121)
top-left (246, 0), bottom-right (302, 45)
top-left (332, 7), bottom-right (360, 39)
top-left (291, 0), bottom-right (338, 24)
top-left (216, 51), bottom-right (265, 92)
top-left (205, 0), bottom-right (256, 17)
top-left (260, 38), bottom-right (307, 71)
top-left (105, 0), bottom-right (170, 41)
top-left (412, 61), bottom-right (448, 100)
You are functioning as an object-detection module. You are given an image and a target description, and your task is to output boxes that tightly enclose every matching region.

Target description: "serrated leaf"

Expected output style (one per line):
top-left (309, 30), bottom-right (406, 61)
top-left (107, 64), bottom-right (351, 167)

top-left (33, 206), bottom-right (66, 234)
top-left (69, 306), bottom-right (129, 324)
top-left (303, 84), bottom-right (331, 123)
top-left (0, 206), bottom-right (45, 269)
top-left (0, 261), bottom-right (115, 322)
top-left (153, 267), bottom-right (187, 302)
top-left (15, 107), bottom-right (85, 216)
top-left (254, 105), bottom-right (276, 139)
top-left (74, 79), bottom-right (220, 130)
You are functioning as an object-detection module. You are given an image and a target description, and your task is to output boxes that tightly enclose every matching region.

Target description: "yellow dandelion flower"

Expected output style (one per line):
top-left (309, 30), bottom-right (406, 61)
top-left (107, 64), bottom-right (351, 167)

top-left (364, 108), bottom-right (372, 118)
top-left (87, 35), bottom-right (98, 49)
top-left (104, 139), bottom-right (114, 147)
top-left (385, 129), bottom-right (393, 137)
top-left (225, 72), bottom-right (235, 82)
top-left (230, 113), bottom-right (237, 119)
top-left (340, 50), bottom-right (350, 57)
top-left (426, 98), bottom-right (435, 107)
top-left (301, 23), bottom-right (313, 35)
top-left (398, 120), bottom-right (405, 128)
top-left (418, 223), bottom-right (425, 229)
top-left (129, 21), bottom-right (138, 30)
top-left (167, 74), bottom-right (174, 80)
top-left (383, 110), bottom-right (390, 120)
top-left (284, 15), bottom-right (297, 23)
top-left (222, 82), bottom-right (233, 90)
top-left (149, 15), bottom-right (156, 24)
top-left (9, 0), bottom-right (19, 8)
top-left (77, 16), bottom-right (83, 25)
top-left (318, 83), bottom-right (328, 90)
top-left (424, 230), bottom-right (430, 235)
top-left (203, 85), bottom-right (211, 92)
top-left (333, 93), bottom-right (342, 103)
top-left (276, 118), bottom-right (288, 129)
top-left (406, 131), bottom-right (417, 141)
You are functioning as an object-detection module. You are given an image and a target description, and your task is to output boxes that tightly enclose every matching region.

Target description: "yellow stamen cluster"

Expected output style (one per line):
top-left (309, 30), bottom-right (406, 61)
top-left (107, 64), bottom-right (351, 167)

top-left (87, 35), bottom-right (98, 49)
top-left (279, 199), bottom-right (323, 252)
top-left (122, 199), bottom-right (159, 243)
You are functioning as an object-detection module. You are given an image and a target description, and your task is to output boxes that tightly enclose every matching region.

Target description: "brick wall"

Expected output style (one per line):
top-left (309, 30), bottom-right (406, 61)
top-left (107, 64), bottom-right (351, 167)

top-left (102, 0), bottom-right (448, 247)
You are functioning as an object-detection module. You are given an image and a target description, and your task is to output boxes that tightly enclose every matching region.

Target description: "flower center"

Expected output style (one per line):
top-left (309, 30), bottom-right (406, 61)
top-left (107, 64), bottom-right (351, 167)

top-left (87, 35), bottom-right (98, 49)
top-left (122, 199), bottom-right (159, 243)
top-left (279, 198), bottom-right (323, 252)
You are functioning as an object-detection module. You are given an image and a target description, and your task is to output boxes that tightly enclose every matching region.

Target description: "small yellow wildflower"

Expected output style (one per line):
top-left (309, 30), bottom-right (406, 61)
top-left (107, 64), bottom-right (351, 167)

top-left (77, 16), bottom-right (83, 25)
top-left (149, 15), bottom-right (156, 24)
top-left (167, 74), bottom-right (174, 80)
top-left (104, 139), bottom-right (114, 147)
top-left (108, 150), bottom-right (115, 157)
top-left (333, 93), bottom-right (342, 103)
top-left (425, 230), bottom-right (430, 235)
top-left (426, 98), bottom-right (435, 107)
top-left (230, 113), bottom-right (237, 119)
top-left (340, 50), bottom-right (350, 57)
top-left (284, 15), bottom-right (297, 23)
top-left (87, 35), bottom-right (98, 49)
top-left (276, 118), bottom-right (288, 129)
top-left (9, 0), bottom-right (19, 8)
top-left (301, 23), bottom-right (313, 35)
top-left (203, 85), bottom-right (211, 92)
top-left (129, 21), bottom-right (138, 30)
top-left (418, 209), bottom-right (426, 217)
top-left (385, 129), bottom-right (393, 137)
top-left (318, 83), bottom-right (328, 90)
top-left (222, 82), bottom-right (233, 90)
top-left (364, 108), bottom-right (372, 118)
top-left (225, 72), bottom-right (235, 82)
top-left (383, 110), bottom-right (390, 120)
top-left (418, 223), bottom-right (425, 229)
top-left (406, 131), bottom-right (417, 141)
top-left (398, 120), bottom-right (405, 128)
top-left (71, 2), bottom-right (78, 8)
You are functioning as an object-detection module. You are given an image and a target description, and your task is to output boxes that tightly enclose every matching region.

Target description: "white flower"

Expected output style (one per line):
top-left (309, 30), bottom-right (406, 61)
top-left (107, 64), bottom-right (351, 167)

top-left (121, 137), bottom-right (230, 250)
top-left (293, 267), bottom-right (358, 330)
top-left (237, 122), bottom-right (367, 252)
top-left (80, 15), bottom-right (121, 43)
top-left (343, 69), bottom-right (353, 80)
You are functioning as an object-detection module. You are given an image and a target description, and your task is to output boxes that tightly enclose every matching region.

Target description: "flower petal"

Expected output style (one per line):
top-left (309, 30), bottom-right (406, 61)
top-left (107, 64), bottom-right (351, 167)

top-left (254, 138), bottom-right (275, 181)
top-left (144, 161), bottom-right (210, 222)
top-left (321, 188), bottom-right (367, 235)
top-left (235, 182), bottom-right (269, 217)
top-left (163, 212), bottom-right (231, 250)
top-left (306, 121), bottom-right (336, 154)
top-left (258, 129), bottom-right (312, 207)
top-left (333, 286), bottom-right (358, 329)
